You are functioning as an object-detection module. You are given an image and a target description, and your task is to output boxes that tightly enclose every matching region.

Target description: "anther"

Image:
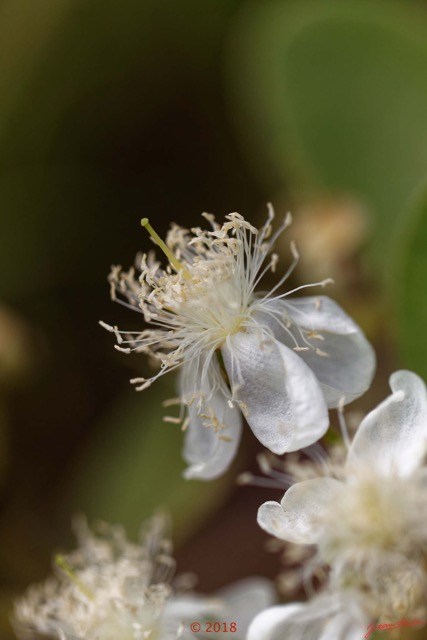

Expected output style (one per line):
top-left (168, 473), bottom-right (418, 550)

top-left (141, 218), bottom-right (191, 279)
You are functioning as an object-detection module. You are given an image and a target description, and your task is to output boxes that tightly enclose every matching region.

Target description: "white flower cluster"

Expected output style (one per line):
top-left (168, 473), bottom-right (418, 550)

top-left (13, 514), bottom-right (275, 640)
top-left (252, 370), bottom-right (427, 638)
top-left (15, 207), bottom-right (427, 640)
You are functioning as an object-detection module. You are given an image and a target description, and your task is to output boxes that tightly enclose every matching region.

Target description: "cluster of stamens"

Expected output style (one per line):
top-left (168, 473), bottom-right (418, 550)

top-left (14, 515), bottom-right (177, 640)
top-left (101, 208), bottom-right (332, 401)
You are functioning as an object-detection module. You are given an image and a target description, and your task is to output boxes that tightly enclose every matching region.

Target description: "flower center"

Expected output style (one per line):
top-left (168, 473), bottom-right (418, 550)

top-left (182, 276), bottom-right (246, 338)
top-left (321, 473), bottom-right (427, 619)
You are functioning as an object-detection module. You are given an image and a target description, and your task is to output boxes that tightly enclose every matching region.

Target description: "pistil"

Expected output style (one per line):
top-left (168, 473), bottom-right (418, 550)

top-left (55, 554), bottom-right (95, 601)
top-left (141, 218), bottom-right (191, 279)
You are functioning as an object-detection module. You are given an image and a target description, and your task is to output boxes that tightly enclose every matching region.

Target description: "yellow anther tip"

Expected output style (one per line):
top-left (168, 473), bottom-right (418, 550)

top-left (141, 217), bottom-right (149, 227)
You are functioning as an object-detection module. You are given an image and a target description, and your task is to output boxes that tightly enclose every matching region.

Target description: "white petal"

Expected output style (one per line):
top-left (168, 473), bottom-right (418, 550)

top-left (162, 595), bottom-right (220, 639)
top-left (257, 501), bottom-right (293, 541)
top-left (215, 577), bottom-right (277, 634)
top-left (258, 478), bottom-right (342, 544)
top-left (281, 296), bottom-right (361, 334)
top-left (319, 614), bottom-right (367, 640)
top-left (221, 332), bottom-right (329, 454)
top-left (248, 596), bottom-right (363, 640)
top-left (247, 597), bottom-right (340, 640)
top-left (179, 354), bottom-right (217, 401)
top-left (347, 370), bottom-right (427, 477)
top-left (182, 389), bottom-right (242, 481)
top-left (257, 296), bottom-right (376, 407)
top-left (318, 598), bottom-right (369, 640)
top-left (247, 604), bottom-right (306, 640)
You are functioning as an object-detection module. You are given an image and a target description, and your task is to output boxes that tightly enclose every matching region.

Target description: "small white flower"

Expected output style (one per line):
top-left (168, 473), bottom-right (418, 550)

top-left (103, 207), bottom-right (375, 480)
top-left (258, 370), bottom-right (427, 622)
top-left (13, 516), bottom-right (275, 640)
top-left (14, 515), bottom-right (178, 640)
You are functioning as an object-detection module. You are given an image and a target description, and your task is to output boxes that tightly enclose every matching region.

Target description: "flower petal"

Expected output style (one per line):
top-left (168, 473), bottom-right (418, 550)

top-left (257, 296), bottom-right (376, 407)
top-left (182, 388), bottom-right (242, 481)
top-left (281, 296), bottom-right (363, 334)
top-left (247, 604), bottom-right (307, 640)
top-left (258, 478), bottom-right (342, 544)
top-left (319, 614), bottom-right (367, 640)
top-left (216, 577), bottom-right (277, 634)
top-left (347, 370), bottom-right (427, 477)
top-left (221, 332), bottom-right (329, 454)
top-left (247, 596), bottom-right (365, 640)
top-left (162, 595), bottom-right (221, 639)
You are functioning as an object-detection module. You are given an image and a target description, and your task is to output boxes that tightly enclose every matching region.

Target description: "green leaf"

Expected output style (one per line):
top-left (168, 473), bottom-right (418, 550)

top-left (67, 380), bottom-right (237, 543)
top-left (227, 0), bottom-right (427, 264)
top-left (394, 177), bottom-right (427, 379)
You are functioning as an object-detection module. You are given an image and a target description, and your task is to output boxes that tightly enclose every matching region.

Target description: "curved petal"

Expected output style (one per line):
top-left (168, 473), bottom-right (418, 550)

top-left (258, 478), bottom-right (342, 544)
top-left (248, 596), bottom-right (363, 640)
top-left (281, 296), bottom-right (362, 334)
top-left (347, 370), bottom-right (427, 477)
top-left (221, 332), bottom-right (329, 454)
top-left (215, 577), bottom-right (277, 634)
top-left (256, 296), bottom-right (376, 407)
top-left (182, 389), bottom-right (242, 481)
top-left (257, 501), bottom-right (292, 541)
top-left (319, 614), bottom-right (367, 640)
top-left (247, 604), bottom-right (306, 640)
top-left (179, 353), bottom-right (219, 402)
top-left (247, 598), bottom-right (339, 640)
top-left (162, 595), bottom-right (220, 639)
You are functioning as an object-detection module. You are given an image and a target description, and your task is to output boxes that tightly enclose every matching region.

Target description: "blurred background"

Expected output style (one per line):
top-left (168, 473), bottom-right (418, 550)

top-left (1, 0), bottom-right (427, 637)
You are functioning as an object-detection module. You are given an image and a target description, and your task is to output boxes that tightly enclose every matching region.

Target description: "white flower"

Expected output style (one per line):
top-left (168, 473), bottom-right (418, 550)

top-left (14, 515), bottom-right (177, 640)
top-left (102, 207), bottom-right (375, 480)
top-left (247, 593), bottom-right (367, 640)
top-left (13, 515), bottom-right (275, 640)
top-left (257, 370), bottom-right (427, 622)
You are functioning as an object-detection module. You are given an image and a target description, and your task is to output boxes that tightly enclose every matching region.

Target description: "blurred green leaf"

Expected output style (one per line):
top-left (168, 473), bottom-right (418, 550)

top-left (68, 380), bottom-right (237, 543)
top-left (0, 0), bottom-right (239, 167)
top-left (394, 178), bottom-right (427, 379)
top-left (0, 0), bottom-right (241, 299)
top-left (227, 0), bottom-right (427, 265)
top-left (0, 166), bottom-right (128, 298)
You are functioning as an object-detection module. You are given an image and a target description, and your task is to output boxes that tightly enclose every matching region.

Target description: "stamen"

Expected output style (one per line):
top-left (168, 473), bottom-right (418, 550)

top-left (236, 472), bottom-right (286, 489)
top-left (141, 218), bottom-right (191, 279)
top-left (337, 398), bottom-right (351, 451)
top-left (55, 554), bottom-right (95, 600)
top-left (163, 416), bottom-right (182, 424)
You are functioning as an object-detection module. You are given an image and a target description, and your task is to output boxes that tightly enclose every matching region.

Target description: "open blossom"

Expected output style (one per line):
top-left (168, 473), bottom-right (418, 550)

top-left (257, 370), bottom-right (427, 625)
top-left (13, 515), bottom-right (275, 640)
top-left (102, 207), bottom-right (375, 480)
